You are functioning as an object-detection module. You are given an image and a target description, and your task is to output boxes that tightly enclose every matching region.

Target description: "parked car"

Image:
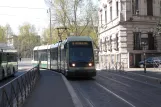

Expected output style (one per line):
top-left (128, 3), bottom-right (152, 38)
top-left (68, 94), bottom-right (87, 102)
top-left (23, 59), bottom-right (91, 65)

top-left (139, 57), bottom-right (161, 68)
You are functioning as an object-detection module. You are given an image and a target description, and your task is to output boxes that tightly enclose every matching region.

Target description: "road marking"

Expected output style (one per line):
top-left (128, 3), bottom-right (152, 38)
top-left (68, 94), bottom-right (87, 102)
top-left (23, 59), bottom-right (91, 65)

top-left (95, 82), bottom-right (136, 107)
top-left (98, 74), bottom-right (131, 87)
top-left (61, 75), bottom-right (84, 107)
top-left (108, 72), bottom-right (161, 89)
top-left (75, 85), bottom-right (95, 107)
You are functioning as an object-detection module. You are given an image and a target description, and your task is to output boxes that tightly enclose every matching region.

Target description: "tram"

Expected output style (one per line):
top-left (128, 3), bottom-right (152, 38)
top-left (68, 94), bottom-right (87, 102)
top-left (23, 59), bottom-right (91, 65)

top-left (32, 36), bottom-right (96, 78)
top-left (32, 44), bottom-right (51, 69)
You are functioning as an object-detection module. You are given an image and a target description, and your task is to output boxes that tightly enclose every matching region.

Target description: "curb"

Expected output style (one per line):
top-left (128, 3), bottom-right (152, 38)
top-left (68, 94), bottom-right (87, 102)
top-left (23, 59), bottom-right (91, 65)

top-left (61, 75), bottom-right (83, 107)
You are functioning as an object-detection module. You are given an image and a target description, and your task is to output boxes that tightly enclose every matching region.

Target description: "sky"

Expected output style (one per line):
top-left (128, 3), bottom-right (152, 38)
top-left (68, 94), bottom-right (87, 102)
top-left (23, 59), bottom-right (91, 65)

top-left (0, 0), bottom-right (49, 35)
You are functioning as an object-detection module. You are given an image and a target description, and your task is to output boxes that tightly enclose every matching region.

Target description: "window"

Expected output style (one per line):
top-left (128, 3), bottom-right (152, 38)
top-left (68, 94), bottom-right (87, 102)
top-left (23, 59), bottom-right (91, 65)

top-left (147, 0), bottom-right (153, 16)
top-left (110, 6), bottom-right (112, 20)
top-left (160, 1), bottom-right (161, 15)
top-left (116, 1), bottom-right (119, 16)
top-left (134, 32), bottom-right (155, 50)
top-left (104, 38), bottom-right (107, 52)
top-left (101, 14), bottom-right (102, 25)
top-left (148, 33), bottom-right (155, 50)
top-left (108, 36), bottom-right (112, 51)
top-left (133, 32), bottom-right (141, 50)
top-left (100, 39), bottom-right (102, 52)
top-left (132, 0), bottom-right (139, 15)
top-left (105, 10), bottom-right (107, 23)
top-left (116, 34), bottom-right (119, 51)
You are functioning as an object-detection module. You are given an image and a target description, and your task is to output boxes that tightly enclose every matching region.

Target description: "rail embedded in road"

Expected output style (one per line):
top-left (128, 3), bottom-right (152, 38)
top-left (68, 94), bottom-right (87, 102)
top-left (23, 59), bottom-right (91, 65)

top-left (0, 65), bottom-right (40, 107)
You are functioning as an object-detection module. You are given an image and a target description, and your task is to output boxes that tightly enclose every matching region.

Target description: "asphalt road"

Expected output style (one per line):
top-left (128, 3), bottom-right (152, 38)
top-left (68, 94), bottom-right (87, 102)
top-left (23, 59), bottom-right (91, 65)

top-left (2, 58), bottom-right (161, 107)
top-left (69, 70), bottom-right (161, 107)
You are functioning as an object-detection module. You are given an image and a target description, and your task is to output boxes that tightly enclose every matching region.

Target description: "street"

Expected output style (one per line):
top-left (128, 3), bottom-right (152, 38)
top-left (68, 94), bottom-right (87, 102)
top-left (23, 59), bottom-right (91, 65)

top-left (20, 68), bottom-right (161, 107)
top-left (1, 58), bottom-right (161, 107)
top-left (69, 70), bottom-right (161, 107)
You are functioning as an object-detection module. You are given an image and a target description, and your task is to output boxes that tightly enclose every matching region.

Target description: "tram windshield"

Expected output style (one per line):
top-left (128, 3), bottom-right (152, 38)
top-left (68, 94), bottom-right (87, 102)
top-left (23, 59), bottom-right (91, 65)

top-left (69, 41), bottom-right (94, 62)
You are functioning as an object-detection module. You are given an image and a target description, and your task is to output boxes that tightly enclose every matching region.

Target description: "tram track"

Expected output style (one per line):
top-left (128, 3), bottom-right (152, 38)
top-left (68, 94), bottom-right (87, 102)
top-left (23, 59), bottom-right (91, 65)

top-left (69, 79), bottom-right (131, 107)
top-left (98, 74), bottom-right (161, 97)
top-left (71, 81), bottom-right (95, 107)
top-left (97, 74), bottom-right (161, 107)
top-left (99, 71), bottom-right (161, 89)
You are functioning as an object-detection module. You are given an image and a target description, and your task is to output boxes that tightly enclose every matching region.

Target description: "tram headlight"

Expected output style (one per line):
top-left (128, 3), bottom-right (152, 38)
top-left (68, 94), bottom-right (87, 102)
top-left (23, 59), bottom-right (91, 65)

top-left (88, 63), bottom-right (92, 67)
top-left (72, 63), bottom-right (76, 67)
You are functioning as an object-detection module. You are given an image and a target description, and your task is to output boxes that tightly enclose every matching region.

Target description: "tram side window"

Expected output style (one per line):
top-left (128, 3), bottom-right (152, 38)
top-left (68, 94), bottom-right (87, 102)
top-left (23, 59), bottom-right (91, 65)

top-left (7, 53), bottom-right (17, 62)
top-left (0, 53), bottom-right (2, 64)
top-left (55, 48), bottom-right (58, 60)
top-left (2, 53), bottom-right (7, 62)
top-left (40, 50), bottom-right (47, 61)
top-left (51, 48), bottom-right (57, 60)
top-left (61, 43), bottom-right (67, 61)
top-left (34, 51), bottom-right (38, 61)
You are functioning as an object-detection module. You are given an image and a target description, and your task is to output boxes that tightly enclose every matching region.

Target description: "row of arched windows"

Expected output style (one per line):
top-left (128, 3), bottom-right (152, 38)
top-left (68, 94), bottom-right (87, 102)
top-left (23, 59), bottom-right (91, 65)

top-left (99, 34), bottom-right (119, 52)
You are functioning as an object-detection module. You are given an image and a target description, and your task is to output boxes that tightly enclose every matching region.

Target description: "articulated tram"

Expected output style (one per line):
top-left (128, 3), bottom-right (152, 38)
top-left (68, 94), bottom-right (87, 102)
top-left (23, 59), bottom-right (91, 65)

top-left (32, 36), bottom-right (96, 78)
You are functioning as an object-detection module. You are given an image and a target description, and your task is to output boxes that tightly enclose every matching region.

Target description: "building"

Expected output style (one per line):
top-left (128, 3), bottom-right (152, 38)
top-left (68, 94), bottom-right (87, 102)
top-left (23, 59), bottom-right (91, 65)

top-left (98, 0), bottom-right (161, 69)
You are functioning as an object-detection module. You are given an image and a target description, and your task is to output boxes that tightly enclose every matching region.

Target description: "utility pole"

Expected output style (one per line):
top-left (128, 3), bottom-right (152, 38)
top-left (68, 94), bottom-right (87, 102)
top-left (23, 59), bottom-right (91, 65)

top-left (49, 8), bottom-right (52, 44)
top-left (143, 43), bottom-right (146, 73)
top-left (47, 8), bottom-right (52, 44)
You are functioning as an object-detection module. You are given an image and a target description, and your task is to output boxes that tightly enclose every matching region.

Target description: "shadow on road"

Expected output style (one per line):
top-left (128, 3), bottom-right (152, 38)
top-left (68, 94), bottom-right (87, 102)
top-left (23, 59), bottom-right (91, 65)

top-left (67, 77), bottom-right (96, 81)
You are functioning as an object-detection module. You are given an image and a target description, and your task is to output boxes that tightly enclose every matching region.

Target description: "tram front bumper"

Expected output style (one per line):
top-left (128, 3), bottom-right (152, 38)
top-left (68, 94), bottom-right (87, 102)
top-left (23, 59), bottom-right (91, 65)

top-left (66, 69), bottom-right (96, 77)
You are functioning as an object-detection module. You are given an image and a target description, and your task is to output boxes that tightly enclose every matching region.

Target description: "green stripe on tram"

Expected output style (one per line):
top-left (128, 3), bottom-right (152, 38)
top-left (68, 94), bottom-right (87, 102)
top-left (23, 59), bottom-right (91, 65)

top-left (40, 63), bottom-right (48, 68)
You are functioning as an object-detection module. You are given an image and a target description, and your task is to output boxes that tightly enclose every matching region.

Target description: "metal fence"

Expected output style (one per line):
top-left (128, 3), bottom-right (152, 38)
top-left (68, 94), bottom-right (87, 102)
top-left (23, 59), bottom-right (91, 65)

top-left (0, 65), bottom-right (40, 107)
top-left (100, 62), bottom-right (124, 72)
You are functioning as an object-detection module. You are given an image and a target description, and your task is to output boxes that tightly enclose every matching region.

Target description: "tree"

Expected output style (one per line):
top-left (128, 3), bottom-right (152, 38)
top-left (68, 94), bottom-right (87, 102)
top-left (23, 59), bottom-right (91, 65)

top-left (17, 23), bottom-right (40, 58)
top-left (0, 26), bottom-right (6, 43)
top-left (45, 0), bottom-right (99, 48)
top-left (42, 27), bottom-right (60, 44)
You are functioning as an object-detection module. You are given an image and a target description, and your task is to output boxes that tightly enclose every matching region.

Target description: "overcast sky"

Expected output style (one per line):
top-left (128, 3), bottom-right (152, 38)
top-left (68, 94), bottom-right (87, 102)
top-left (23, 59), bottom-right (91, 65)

top-left (0, 0), bottom-right (49, 35)
top-left (0, 0), bottom-right (99, 35)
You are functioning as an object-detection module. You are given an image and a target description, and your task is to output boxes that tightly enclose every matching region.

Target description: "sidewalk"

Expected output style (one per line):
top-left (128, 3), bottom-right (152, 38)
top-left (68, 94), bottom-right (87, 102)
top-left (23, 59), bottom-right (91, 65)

top-left (23, 70), bottom-right (75, 107)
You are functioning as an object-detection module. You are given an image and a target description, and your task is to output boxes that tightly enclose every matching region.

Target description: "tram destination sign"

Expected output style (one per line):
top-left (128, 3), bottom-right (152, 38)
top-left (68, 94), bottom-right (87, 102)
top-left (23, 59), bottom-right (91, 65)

top-left (72, 41), bottom-right (89, 45)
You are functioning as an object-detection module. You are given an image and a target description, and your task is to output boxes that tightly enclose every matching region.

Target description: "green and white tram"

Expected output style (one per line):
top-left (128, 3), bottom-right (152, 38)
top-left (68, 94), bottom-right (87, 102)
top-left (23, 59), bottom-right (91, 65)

top-left (62, 36), bottom-right (96, 77)
top-left (32, 44), bottom-right (51, 69)
top-left (32, 36), bottom-right (96, 78)
top-left (0, 45), bottom-right (18, 80)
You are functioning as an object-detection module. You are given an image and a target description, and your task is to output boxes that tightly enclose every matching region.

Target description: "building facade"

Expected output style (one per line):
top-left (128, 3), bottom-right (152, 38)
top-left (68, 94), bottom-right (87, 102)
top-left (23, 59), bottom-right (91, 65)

top-left (98, 0), bottom-right (161, 69)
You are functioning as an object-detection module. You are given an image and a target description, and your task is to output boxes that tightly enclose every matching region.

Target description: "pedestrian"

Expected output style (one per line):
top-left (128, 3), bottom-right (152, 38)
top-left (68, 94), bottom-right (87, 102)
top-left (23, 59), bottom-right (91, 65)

top-left (19, 57), bottom-right (21, 61)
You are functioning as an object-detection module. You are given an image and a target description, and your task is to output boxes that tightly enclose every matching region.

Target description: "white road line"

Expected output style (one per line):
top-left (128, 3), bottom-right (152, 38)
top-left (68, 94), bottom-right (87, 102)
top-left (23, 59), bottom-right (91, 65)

top-left (127, 72), bottom-right (161, 81)
top-left (61, 75), bottom-right (84, 107)
top-left (98, 74), bottom-right (131, 87)
top-left (109, 72), bottom-right (161, 89)
top-left (95, 82), bottom-right (136, 107)
top-left (75, 85), bottom-right (95, 107)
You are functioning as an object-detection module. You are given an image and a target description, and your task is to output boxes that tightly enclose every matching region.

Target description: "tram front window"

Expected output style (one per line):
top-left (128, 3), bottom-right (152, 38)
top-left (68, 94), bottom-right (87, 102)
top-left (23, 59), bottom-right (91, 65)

top-left (69, 48), bottom-right (93, 62)
top-left (69, 41), bottom-right (94, 62)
